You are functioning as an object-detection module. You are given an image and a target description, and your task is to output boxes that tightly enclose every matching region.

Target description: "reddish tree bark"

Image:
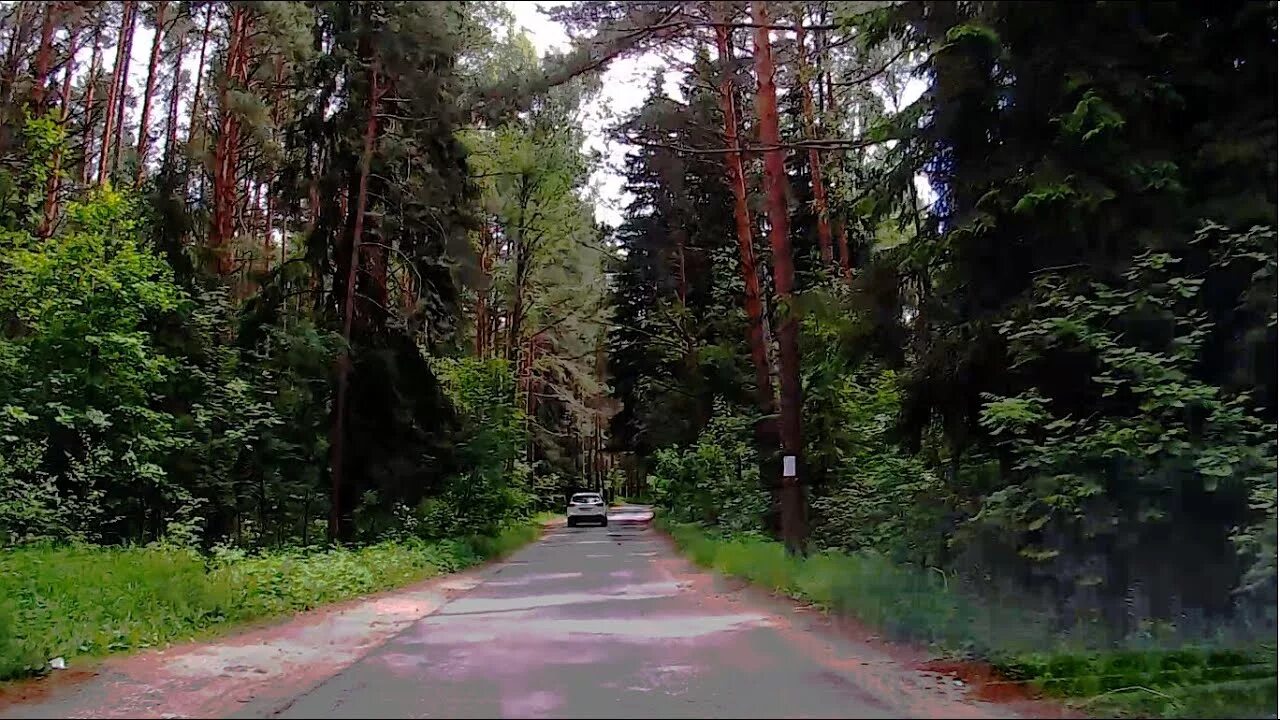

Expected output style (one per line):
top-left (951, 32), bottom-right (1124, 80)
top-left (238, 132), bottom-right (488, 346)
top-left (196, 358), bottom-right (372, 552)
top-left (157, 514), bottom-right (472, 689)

top-left (524, 335), bottom-right (538, 463)
top-left (110, 0), bottom-right (137, 173)
top-left (40, 18), bottom-right (81, 237)
top-left (187, 3), bottom-right (211, 144)
top-left (712, 18), bottom-right (775, 418)
top-left (1, 2), bottom-right (34, 105)
top-left (80, 23), bottom-right (103, 185)
top-left (752, 1), bottom-right (806, 554)
top-left (135, 0), bottom-right (169, 184)
top-left (836, 218), bottom-right (852, 278)
top-left (31, 1), bottom-right (58, 112)
top-left (97, 1), bottom-right (132, 184)
top-left (794, 17), bottom-right (833, 267)
top-left (506, 181), bottom-right (532, 362)
top-left (55, 21), bottom-right (81, 116)
top-left (823, 42), bottom-right (853, 280)
top-left (163, 22), bottom-right (184, 167)
top-left (329, 57), bottom-right (385, 541)
top-left (713, 12), bottom-right (785, 533)
top-left (400, 272), bottom-right (416, 314)
top-left (211, 3), bottom-right (249, 274)
top-left (475, 218), bottom-right (494, 357)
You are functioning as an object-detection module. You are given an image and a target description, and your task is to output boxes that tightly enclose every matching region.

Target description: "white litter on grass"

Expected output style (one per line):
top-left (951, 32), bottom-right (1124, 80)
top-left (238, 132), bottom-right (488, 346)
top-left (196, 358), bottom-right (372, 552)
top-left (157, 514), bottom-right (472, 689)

top-left (49, 657), bottom-right (66, 670)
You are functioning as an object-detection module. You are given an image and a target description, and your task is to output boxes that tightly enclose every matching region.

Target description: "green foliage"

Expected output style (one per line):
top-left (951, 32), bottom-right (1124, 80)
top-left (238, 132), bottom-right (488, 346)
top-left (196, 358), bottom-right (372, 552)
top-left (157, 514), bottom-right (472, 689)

top-left (0, 174), bottom-right (341, 547)
top-left (975, 231), bottom-right (1276, 588)
top-left (607, 69), bottom-right (759, 457)
top-left (804, 368), bottom-right (952, 565)
top-left (423, 357), bottom-right (536, 536)
top-left (648, 402), bottom-right (768, 532)
top-left (0, 521), bottom-right (542, 680)
top-left (0, 187), bottom-right (189, 543)
top-left (663, 519), bottom-right (1014, 653)
top-left (0, 112), bottom-right (63, 228)
top-left (995, 648), bottom-right (1277, 718)
top-left (664, 520), bottom-right (1276, 718)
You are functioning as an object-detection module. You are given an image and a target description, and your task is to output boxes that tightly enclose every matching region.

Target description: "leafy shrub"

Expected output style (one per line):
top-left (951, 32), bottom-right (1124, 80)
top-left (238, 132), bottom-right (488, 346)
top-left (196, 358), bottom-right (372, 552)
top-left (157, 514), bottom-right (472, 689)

top-left (0, 521), bottom-right (541, 680)
top-left (648, 401), bottom-right (768, 532)
top-left (426, 357), bottom-right (537, 534)
top-left (0, 128), bottom-right (340, 548)
top-left (977, 232), bottom-right (1277, 601)
top-left (802, 368), bottom-right (954, 565)
top-left (0, 187), bottom-right (189, 543)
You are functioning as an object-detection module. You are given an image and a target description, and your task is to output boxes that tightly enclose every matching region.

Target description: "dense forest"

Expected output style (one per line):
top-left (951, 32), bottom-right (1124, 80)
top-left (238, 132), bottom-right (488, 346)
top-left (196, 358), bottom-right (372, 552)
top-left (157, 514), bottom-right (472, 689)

top-left (589, 0), bottom-right (1277, 644)
top-left (0, 0), bottom-right (1276, 702)
top-left (0, 0), bottom-right (624, 550)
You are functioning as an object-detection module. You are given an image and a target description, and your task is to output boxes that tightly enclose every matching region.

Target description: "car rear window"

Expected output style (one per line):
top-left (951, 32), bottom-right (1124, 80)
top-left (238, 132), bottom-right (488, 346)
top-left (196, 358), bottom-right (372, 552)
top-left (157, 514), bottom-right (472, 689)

top-left (572, 494), bottom-right (602, 503)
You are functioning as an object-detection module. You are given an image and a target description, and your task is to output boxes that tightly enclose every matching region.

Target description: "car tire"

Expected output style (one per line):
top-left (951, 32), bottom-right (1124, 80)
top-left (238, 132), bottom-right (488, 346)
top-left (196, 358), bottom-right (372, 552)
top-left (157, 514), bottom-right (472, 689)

top-left (601, 517), bottom-right (609, 527)
top-left (567, 517), bottom-right (577, 528)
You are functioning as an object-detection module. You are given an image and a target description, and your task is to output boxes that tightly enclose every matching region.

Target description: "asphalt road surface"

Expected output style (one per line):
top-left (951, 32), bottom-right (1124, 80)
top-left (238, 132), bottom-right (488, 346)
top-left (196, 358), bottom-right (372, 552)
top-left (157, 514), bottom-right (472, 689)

top-left (1, 507), bottom-right (1033, 719)
top-left (267, 507), bottom-right (1014, 719)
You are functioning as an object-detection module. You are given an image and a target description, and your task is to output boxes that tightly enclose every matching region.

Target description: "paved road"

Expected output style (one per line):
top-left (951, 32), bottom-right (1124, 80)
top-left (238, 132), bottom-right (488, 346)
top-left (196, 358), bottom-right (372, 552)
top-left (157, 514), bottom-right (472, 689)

top-left (265, 507), bottom-right (1013, 719)
top-left (2, 507), bottom-right (1031, 719)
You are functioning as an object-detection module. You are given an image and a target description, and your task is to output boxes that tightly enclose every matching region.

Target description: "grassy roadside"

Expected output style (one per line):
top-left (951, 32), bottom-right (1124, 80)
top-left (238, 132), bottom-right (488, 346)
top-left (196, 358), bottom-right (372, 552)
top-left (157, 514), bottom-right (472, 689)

top-left (660, 519), bottom-right (1276, 719)
top-left (0, 520), bottom-right (544, 681)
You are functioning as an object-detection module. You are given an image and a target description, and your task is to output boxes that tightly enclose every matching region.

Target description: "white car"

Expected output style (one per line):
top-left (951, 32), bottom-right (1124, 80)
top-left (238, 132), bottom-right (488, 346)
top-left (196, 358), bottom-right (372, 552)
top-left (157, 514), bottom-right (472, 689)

top-left (566, 492), bottom-right (608, 527)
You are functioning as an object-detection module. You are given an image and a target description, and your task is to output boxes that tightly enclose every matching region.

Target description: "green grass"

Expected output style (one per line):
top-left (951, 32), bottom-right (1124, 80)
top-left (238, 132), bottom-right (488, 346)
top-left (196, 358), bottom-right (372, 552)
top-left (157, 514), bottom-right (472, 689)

top-left (0, 521), bottom-right (543, 680)
top-left (996, 649), bottom-right (1278, 718)
top-left (660, 519), bottom-right (1276, 719)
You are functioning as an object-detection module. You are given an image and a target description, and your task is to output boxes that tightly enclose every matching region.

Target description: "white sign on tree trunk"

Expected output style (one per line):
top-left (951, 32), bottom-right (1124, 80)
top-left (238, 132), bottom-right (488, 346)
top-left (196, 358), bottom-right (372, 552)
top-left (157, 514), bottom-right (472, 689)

top-left (782, 455), bottom-right (797, 478)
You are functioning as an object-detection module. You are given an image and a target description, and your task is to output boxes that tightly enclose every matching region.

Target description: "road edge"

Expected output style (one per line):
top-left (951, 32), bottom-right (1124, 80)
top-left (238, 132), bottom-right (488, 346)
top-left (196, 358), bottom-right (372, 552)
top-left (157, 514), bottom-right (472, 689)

top-left (0, 522), bottom-right (555, 719)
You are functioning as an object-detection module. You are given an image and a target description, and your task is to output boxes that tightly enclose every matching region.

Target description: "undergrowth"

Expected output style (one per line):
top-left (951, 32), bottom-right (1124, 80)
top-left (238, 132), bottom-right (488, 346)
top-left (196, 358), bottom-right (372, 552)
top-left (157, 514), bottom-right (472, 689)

top-left (0, 521), bottom-right (542, 680)
top-left (661, 519), bottom-right (1276, 719)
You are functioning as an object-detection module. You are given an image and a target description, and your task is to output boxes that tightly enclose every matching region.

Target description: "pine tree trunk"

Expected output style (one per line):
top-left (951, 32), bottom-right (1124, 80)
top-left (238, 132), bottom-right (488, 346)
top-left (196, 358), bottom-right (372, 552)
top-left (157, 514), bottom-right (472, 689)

top-left (56, 21), bottom-right (81, 117)
top-left (525, 337), bottom-right (537, 463)
top-left (266, 53), bottom-right (284, 268)
top-left (752, 1), bottom-right (806, 555)
top-left (98, 1), bottom-right (131, 184)
top-left (713, 18), bottom-right (775, 417)
top-left (475, 218), bottom-right (492, 357)
top-left (31, 1), bottom-right (57, 112)
top-left (80, 24), bottom-right (103, 185)
top-left (836, 218), bottom-right (852, 279)
top-left (163, 25), bottom-right (184, 168)
top-left (111, 0), bottom-right (138, 174)
top-left (211, 3), bottom-right (247, 274)
top-left (1, 2), bottom-right (33, 106)
top-left (187, 3), bottom-right (211, 145)
top-left (329, 57), bottom-right (383, 542)
top-left (824, 53), bottom-right (853, 280)
top-left (507, 184), bottom-right (530, 362)
top-left (794, 16), bottom-right (833, 267)
top-left (713, 14), bottom-right (783, 534)
top-left (40, 18), bottom-right (81, 237)
top-left (135, 0), bottom-right (168, 184)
